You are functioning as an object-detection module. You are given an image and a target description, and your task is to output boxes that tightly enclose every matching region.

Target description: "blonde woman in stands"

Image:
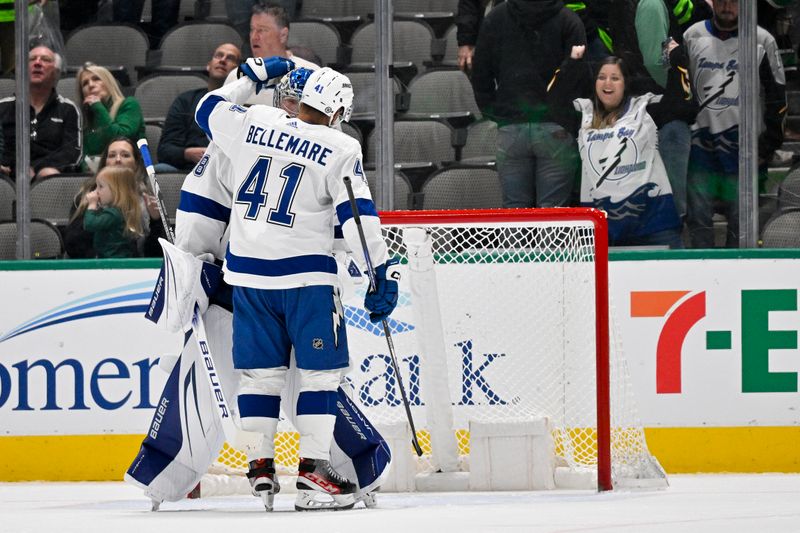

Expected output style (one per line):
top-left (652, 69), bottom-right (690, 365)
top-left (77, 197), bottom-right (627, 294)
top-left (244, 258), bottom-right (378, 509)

top-left (77, 63), bottom-right (145, 173)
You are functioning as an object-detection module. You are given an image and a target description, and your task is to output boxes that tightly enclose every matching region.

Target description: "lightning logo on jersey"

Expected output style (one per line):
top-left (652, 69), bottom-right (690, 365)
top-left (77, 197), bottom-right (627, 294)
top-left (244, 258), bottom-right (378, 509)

top-left (332, 288), bottom-right (344, 348)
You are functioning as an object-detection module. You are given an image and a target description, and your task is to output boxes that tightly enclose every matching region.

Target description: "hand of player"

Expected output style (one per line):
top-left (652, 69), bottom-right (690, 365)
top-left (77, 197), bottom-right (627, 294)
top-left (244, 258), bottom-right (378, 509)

top-left (571, 45), bottom-right (586, 60)
top-left (364, 258), bottom-right (401, 323)
top-left (143, 193), bottom-right (161, 219)
top-left (457, 45), bottom-right (474, 72)
top-left (238, 56), bottom-right (295, 93)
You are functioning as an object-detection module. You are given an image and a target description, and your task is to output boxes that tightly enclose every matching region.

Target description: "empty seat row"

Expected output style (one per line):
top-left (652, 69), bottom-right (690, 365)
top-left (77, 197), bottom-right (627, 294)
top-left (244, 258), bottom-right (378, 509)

top-left (59, 18), bottom-right (462, 86)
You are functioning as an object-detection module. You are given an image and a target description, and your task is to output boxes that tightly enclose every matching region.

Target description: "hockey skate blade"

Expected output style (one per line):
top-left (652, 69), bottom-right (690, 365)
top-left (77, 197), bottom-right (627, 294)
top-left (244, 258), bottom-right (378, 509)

top-left (358, 491), bottom-right (377, 509)
top-left (259, 491), bottom-right (275, 512)
top-left (294, 489), bottom-right (355, 511)
top-left (251, 479), bottom-right (280, 512)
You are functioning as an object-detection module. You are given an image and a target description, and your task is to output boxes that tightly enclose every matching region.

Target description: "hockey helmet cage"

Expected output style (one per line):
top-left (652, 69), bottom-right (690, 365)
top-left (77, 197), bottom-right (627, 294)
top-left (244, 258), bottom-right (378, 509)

top-left (300, 67), bottom-right (354, 127)
top-left (273, 67), bottom-right (314, 117)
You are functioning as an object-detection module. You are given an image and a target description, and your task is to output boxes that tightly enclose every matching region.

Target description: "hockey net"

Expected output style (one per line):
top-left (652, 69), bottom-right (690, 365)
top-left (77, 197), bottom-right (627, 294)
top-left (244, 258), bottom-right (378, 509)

top-left (208, 208), bottom-right (666, 491)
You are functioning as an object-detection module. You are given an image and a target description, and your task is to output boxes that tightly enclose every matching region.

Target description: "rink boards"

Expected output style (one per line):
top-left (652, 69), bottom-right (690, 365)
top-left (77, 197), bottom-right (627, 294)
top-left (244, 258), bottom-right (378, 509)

top-left (0, 250), bottom-right (799, 480)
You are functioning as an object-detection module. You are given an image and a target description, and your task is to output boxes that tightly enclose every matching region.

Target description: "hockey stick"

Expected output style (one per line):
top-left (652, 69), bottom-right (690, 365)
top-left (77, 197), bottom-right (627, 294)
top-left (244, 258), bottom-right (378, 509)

top-left (137, 139), bottom-right (236, 440)
top-left (343, 176), bottom-right (423, 456)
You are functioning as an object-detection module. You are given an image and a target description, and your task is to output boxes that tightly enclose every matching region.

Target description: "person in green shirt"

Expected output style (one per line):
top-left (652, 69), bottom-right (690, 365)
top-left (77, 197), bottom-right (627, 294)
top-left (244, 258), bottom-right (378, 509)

top-left (82, 165), bottom-right (143, 258)
top-left (76, 63), bottom-right (145, 172)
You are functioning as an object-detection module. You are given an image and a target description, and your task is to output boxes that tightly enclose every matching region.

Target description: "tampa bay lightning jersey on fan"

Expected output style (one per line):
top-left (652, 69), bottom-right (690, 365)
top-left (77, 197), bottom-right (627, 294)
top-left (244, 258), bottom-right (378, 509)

top-left (684, 21), bottom-right (784, 138)
top-left (574, 95), bottom-right (680, 242)
top-left (195, 77), bottom-right (386, 290)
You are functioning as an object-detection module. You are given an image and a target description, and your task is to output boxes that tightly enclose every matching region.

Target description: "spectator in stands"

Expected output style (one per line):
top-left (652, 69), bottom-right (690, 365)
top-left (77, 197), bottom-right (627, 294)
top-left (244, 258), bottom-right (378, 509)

top-left (471, 0), bottom-right (585, 208)
top-left (0, 44), bottom-right (81, 181)
top-left (113, 0), bottom-right (179, 48)
top-left (224, 0), bottom-right (298, 44)
top-left (77, 63), bottom-right (145, 173)
top-left (65, 137), bottom-right (165, 258)
top-left (223, 3), bottom-right (318, 97)
top-left (157, 43), bottom-right (241, 172)
top-left (633, 0), bottom-right (710, 221)
top-left (553, 48), bottom-right (686, 248)
top-left (684, 0), bottom-right (786, 247)
top-left (81, 165), bottom-right (144, 258)
top-left (456, 0), bottom-right (611, 72)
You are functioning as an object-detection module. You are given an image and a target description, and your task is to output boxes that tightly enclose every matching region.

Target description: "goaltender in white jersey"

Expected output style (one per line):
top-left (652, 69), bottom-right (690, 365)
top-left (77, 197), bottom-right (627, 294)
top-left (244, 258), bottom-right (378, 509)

top-left (195, 58), bottom-right (400, 512)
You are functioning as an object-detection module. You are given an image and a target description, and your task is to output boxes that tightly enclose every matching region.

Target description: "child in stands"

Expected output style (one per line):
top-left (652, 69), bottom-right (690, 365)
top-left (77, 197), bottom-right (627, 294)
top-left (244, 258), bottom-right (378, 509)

top-left (82, 165), bottom-right (144, 258)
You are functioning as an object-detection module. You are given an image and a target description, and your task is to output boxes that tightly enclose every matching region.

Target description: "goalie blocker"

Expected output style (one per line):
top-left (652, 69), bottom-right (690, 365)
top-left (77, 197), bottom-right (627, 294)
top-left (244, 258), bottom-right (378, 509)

top-left (125, 240), bottom-right (391, 507)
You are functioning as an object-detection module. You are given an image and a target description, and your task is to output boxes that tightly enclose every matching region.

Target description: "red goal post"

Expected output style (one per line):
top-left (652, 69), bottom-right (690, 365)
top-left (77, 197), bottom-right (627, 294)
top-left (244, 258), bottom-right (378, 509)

top-left (377, 207), bottom-right (612, 491)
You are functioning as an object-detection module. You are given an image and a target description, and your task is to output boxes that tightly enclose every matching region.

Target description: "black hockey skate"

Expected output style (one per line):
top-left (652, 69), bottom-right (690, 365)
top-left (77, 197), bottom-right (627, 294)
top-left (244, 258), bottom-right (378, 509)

top-left (295, 457), bottom-right (357, 511)
top-left (246, 458), bottom-right (280, 511)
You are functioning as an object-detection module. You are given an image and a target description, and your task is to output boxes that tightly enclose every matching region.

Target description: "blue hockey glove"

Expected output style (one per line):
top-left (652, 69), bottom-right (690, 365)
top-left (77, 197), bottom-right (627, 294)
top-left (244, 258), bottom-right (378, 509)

top-left (364, 258), bottom-right (401, 323)
top-left (237, 56), bottom-right (295, 93)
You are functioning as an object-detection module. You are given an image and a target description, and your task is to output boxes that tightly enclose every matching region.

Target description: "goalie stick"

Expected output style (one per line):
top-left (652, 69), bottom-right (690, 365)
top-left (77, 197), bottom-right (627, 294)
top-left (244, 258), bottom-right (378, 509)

top-left (343, 176), bottom-right (423, 456)
top-left (137, 139), bottom-right (237, 441)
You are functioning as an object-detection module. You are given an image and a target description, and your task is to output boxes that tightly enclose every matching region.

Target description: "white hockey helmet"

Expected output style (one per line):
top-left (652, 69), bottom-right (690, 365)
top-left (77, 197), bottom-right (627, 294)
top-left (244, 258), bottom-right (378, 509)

top-left (300, 67), bottom-right (354, 127)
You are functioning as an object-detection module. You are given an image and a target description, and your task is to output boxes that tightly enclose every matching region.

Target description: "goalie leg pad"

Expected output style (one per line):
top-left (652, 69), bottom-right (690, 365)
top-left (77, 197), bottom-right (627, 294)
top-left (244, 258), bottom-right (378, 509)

top-left (125, 327), bottom-right (226, 503)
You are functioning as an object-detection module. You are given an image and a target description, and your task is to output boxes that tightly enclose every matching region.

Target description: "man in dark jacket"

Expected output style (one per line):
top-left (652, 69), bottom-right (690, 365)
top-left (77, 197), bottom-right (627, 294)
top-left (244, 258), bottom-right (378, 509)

top-left (0, 44), bottom-right (82, 181)
top-left (471, 0), bottom-right (586, 208)
top-left (156, 43), bottom-right (241, 172)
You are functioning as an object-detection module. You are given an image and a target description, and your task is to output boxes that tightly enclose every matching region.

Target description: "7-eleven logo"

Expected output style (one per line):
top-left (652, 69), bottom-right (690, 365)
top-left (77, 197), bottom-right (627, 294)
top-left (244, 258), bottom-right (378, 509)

top-left (631, 290), bottom-right (799, 395)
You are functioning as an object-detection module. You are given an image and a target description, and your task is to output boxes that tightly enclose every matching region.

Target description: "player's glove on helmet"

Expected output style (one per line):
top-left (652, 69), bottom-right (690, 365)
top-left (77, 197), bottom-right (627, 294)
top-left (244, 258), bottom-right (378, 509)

top-left (364, 258), bottom-right (401, 323)
top-left (238, 56), bottom-right (296, 94)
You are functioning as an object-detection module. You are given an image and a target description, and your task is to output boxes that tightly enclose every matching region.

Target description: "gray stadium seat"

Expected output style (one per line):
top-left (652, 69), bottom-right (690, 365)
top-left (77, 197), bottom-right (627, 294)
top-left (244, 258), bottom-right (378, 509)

top-left (351, 21), bottom-right (435, 70)
top-left (341, 122), bottom-right (363, 146)
top-left (443, 24), bottom-right (458, 63)
top-left (56, 77), bottom-right (79, 103)
top-left (144, 124), bottom-right (163, 164)
top-left (761, 208), bottom-right (800, 248)
top-left (0, 77), bottom-right (14, 99)
top-left (407, 69), bottom-right (481, 116)
top-left (0, 176), bottom-right (13, 221)
top-left (0, 219), bottom-right (65, 259)
top-left (288, 21), bottom-right (342, 67)
top-left (777, 169), bottom-right (800, 210)
top-left (152, 172), bottom-right (186, 224)
top-left (134, 74), bottom-right (208, 122)
top-left (365, 170), bottom-right (414, 210)
top-left (65, 24), bottom-right (149, 84)
top-left (143, 0), bottom-right (206, 23)
top-left (159, 22), bottom-right (242, 68)
top-left (345, 70), bottom-right (401, 116)
top-left (420, 166), bottom-right (503, 209)
top-left (300, 0), bottom-right (372, 17)
top-left (366, 119), bottom-right (455, 164)
top-left (30, 175), bottom-right (93, 227)
top-left (462, 120), bottom-right (497, 162)
top-left (395, 0), bottom-right (458, 11)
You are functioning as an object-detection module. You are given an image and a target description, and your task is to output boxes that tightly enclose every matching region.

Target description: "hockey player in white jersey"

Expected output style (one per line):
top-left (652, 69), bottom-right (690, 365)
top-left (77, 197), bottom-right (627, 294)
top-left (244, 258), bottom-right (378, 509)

top-left (126, 66), bottom-right (392, 511)
top-left (195, 60), bottom-right (400, 511)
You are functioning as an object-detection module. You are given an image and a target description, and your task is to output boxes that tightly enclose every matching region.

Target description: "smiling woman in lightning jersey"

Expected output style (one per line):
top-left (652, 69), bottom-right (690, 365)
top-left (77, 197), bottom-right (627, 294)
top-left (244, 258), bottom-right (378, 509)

top-left (550, 49), bottom-right (692, 248)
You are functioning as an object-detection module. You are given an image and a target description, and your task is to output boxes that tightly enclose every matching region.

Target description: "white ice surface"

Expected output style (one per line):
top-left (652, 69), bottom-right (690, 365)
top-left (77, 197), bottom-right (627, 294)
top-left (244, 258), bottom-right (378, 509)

top-left (2, 474), bottom-right (800, 533)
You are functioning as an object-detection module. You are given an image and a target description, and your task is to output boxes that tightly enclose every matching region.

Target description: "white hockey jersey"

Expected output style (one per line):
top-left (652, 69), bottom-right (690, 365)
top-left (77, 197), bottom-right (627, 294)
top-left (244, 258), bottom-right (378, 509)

top-left (684, 20), bottom-right (785, 137)
top-left (195, 77), bottom-right (386, 290)
top-left (575, 94), bottom-right (681, 242)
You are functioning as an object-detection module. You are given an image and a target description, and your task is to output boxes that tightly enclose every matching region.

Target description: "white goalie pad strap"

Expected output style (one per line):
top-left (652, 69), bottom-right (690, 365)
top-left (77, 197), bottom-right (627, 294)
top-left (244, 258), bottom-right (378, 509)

top-left (145, 238), bottom-right (220, 333)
